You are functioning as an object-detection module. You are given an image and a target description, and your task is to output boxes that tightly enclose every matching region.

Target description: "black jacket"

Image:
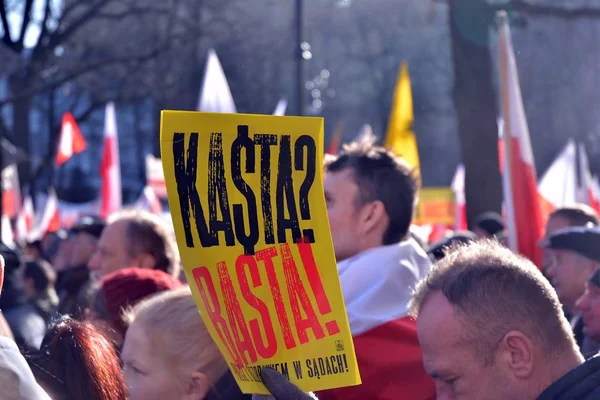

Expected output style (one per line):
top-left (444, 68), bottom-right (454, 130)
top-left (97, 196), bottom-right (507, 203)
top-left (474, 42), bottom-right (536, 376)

top-left (206, 371), bottom-right (251, 400)
top-left (55, 265), bottom-right (93, 319)
top-left (537, 355), bottom-right (600, 400)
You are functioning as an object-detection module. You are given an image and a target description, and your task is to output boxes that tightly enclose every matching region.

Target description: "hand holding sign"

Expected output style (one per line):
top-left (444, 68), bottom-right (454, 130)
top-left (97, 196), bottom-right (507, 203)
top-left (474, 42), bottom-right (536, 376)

top-left (252, 368), bottom-right (317, 400)
top-left (160, 112), bottom-right (360, 394)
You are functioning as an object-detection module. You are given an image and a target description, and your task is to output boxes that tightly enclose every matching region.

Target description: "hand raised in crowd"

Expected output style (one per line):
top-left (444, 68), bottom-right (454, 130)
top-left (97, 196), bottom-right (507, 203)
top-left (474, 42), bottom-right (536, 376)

top-left (252, 368), bottom-right (317, 400)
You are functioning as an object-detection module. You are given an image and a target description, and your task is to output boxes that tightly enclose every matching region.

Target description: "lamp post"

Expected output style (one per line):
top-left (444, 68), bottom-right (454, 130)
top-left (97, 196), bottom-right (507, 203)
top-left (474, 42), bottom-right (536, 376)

top-left (296, 0), bottom-right (304, 116)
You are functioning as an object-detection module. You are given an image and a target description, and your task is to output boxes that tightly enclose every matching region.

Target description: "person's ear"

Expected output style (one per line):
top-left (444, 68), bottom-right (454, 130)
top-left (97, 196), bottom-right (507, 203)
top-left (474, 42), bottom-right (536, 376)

top-left (499, 331), bottom-right (535, 379)
top-left (134, 253), bottom-right (156, 270)
top-left (182, 371), bottom-right (209, 400)
top-left (358, 200), bottom-right (387, 235)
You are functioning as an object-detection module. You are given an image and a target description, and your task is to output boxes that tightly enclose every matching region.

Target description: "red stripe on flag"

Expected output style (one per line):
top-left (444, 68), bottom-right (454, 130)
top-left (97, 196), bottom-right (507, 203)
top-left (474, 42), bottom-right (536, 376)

top-left (317, 317), bottom-right (435, 400)
top-left (590, 189), bottom-right (600, 214)
top-left (100, 136), bottom-right (115, 218)
top-left (508, 136), bottom-right (544, 266)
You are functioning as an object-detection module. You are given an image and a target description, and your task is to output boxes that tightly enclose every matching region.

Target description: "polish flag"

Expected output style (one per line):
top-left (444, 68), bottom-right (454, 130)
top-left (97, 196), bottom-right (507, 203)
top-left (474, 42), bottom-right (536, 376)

top-left (591, 176), bottom-right (600, 214)
top-left (135, 186), bottom-right (162, 214)
top-left (272, 98), bottom-right (288, 116)
top-left (145, 154), bottom-right (167, 199)
top-left (538, 140), bottom-right (577, 215)
top-left (451, 164), bottom-right (468, 231)
top-left (428, 224), bottom-right (449, 243)
top-left (498, 12), bottom-right (544, 267)
top-left (56, 112), bottom-right (86, 165)
top-left (326, 122), bottom-right (344, 155)
top-left (100, 103), bottom-right (122, 219)
top-left (318, 241), bottom-right (436, 400)
top-left (29, 189), bottom-right (60, 240)
top-left (2, 164), bottom-right (21, 219)
top-left (1, 214), bottom-right (14, 248)
top-left (15, 194), bottom-right (34, 243)
top-left (577, 143), bottom-right (600, 213)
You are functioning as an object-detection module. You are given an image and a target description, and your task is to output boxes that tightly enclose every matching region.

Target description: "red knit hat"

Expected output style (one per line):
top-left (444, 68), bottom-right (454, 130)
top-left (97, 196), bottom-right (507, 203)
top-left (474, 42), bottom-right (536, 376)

top-left (101, 267), bottom-right (183, 334)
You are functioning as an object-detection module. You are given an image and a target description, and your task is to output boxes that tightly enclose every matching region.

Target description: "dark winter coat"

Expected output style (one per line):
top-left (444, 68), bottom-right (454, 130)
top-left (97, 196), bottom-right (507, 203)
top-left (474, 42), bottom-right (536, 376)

top-left (537, 354), bottom-right (600, 400)
top-left (206, 371), bottom-right (251, 400)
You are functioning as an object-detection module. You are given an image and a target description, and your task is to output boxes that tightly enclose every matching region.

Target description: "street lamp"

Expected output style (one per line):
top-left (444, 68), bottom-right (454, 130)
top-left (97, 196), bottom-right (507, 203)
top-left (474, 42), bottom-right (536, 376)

top-left (296, 0), bottom-right (305, 116)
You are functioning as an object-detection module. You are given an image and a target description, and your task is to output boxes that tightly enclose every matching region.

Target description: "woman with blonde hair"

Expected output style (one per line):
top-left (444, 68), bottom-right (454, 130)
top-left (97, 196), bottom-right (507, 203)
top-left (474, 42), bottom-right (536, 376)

top-left (121, 287), bottom-right (249, 400)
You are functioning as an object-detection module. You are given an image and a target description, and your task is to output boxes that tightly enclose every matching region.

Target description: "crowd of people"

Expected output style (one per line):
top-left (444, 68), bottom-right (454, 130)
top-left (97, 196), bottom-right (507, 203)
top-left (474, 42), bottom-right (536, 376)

top-left (0, 139), bottom-right (599, 399)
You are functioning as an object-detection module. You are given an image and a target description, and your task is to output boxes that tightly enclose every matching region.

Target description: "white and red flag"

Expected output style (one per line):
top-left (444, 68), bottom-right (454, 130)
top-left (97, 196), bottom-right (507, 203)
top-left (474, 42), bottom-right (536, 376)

top-left (15, 194), bottom-right (34, 243)
top-left (145, 154), bottom-right (167, 199)
top-left (451, 163), bottom-right (468, 231)
top-left (29, 188), bottom-right (60, 241)
top-left (538, 140), bottom-right (577, 214)
top-left (100, 103), bottom-right (122, 219)
top-left (498, 13), bottom-right (544, 266)
top-left (577, 142), bottom-right (600, 213)
top-left (591, 176), bottom-right (600, 213)
top-left (135, 186), bottom-right (163, 214)
top-left (2, 164), bottom-right (21, 219)
top-left (56, 112), bottom-right (86, 165)
top-left (318, 240), bottom-right (436, 400)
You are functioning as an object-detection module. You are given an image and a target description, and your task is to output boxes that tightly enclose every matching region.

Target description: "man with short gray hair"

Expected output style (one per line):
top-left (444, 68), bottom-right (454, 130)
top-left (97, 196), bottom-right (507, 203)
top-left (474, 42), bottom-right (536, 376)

top-left (88, 210), bottom-right (180, 279)
top-left (410, 240), bottom-right (600, 400)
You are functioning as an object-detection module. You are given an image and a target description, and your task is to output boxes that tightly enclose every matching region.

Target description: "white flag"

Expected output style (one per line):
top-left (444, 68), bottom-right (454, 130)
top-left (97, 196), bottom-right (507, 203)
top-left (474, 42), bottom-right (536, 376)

top-left (273, 99), bottom-right (288, 116)
top-left (197, 49), bottom-right (237, 113)
top-left (145, 154), bottom-right (167, 199)
top-left (538, 140), bottom-right (577, 208)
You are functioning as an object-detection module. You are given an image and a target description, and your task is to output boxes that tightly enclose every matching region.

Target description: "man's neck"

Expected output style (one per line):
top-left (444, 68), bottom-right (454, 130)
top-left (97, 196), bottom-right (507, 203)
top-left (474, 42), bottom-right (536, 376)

top-left (534, 350), bottom-right (584, 398)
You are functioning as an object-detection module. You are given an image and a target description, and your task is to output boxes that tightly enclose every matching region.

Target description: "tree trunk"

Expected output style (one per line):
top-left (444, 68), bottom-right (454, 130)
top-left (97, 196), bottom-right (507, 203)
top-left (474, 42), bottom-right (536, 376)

top-left (8, 74), bottom-right (32, 190)
top-left (449, 0), bottom-right (503, 226)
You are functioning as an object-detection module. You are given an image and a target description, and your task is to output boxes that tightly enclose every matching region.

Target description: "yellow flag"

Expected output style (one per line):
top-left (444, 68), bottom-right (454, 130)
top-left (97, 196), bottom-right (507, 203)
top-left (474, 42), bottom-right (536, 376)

top-left (384, 61), bottom-right (420, 174)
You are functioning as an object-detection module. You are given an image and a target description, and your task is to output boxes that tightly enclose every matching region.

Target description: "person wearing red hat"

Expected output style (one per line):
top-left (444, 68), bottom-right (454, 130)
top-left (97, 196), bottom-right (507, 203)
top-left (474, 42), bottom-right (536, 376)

top-left (87, 267), bottom-right (182, 346)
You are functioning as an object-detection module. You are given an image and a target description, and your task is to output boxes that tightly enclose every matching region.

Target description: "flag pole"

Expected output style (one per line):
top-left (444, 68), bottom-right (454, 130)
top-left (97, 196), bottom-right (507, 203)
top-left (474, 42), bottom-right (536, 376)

top-left (295, 0), bottom-right (304, 116)
top-left (498, 11), bottom-right (518, 252)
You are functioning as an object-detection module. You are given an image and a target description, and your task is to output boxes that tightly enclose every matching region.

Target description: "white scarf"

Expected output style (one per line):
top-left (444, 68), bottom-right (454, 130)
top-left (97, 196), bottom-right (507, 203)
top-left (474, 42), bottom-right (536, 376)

top-left (337, 239), bottom-right (432, 336)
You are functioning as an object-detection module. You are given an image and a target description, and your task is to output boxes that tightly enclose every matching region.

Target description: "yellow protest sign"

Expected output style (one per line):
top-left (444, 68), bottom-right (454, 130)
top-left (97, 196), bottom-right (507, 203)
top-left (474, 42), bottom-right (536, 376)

top-left (414, 187), bottom-right (455, 225)
top-left (160, 111), bottom-right (361, 394)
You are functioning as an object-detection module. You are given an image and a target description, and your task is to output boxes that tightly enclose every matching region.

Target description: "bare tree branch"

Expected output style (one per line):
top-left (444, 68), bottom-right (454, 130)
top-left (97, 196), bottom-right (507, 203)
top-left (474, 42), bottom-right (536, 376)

top-left (36, 0), bottom-right (53, 47)
top-left (0, 1), bottom-right (13, 46)
top-left (47, 0), bottom-right (113, 51)
top-left (434, 0), bottom-right (600, 18)
top-left (0, 44), bottom-right (170, 107)
top-left (95, 5), bottom-right (171, 20)
top-left (507, 0), bottom-right (600, 18)
top-left (16, 0), bottom-right (35, 50)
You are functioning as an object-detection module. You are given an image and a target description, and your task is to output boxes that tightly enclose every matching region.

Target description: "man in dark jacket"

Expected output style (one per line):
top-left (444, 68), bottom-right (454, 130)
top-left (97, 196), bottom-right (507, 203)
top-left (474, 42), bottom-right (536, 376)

top-left (409, 240), bottom-right (600, 400)
top-left (541, 225), bottom-right (600, 356)
top-left (55, 216), bottom-right (104, 319)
